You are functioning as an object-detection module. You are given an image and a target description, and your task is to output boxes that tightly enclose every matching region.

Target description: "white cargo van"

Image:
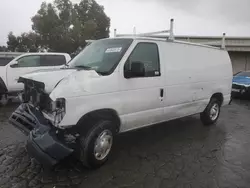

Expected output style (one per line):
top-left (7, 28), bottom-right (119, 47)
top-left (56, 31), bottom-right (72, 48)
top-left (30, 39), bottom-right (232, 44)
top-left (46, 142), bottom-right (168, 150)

top-left (0, 52), bottom-right (71, 104)
top-left (9, 21), bottom-right (233, 169)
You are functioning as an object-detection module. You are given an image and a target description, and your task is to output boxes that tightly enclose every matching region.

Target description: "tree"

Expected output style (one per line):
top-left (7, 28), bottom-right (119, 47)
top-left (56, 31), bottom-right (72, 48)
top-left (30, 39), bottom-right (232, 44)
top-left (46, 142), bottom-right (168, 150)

top-left (31, 0), bottom-right (110, 53)
top-left (7, 32), bottom-right (41, 52)
top-left (20, 32), bottom-right (42, 52)
top-left (0, 46), bottom-right (7, 52)
top-left (6, 0), bottom-right (110, 54)
top-left (7, 32), bottom-right (19, 52)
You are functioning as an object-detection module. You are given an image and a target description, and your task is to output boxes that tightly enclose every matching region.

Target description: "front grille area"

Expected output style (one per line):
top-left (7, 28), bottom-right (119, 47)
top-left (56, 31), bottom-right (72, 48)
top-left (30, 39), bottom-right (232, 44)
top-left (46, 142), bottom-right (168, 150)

top-left (19, 78), bottom-right (52, 112)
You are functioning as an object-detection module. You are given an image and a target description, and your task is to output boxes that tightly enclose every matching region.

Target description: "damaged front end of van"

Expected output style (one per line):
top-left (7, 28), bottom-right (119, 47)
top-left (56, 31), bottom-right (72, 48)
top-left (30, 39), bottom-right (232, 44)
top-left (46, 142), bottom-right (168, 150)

top-left (8, 38), bottom-right (133, 167)
top-left (9, 77), bottom-right (77, 167)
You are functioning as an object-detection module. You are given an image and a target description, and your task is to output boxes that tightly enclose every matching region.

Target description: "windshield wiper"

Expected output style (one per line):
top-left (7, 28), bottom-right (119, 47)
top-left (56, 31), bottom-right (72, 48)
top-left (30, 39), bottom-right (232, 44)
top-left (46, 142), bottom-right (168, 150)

top-left (74, 65), bottom-right (93, 70)
top-left (73, 65), bottom-right (107, 76)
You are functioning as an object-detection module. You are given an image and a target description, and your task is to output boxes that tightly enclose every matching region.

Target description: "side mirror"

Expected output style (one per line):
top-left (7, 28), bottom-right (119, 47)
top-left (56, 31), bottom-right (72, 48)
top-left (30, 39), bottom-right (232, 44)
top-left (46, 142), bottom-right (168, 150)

top-left (10, 61), bottom-right (18, 68)
top-left (125, 61), bottom-right (145, 78)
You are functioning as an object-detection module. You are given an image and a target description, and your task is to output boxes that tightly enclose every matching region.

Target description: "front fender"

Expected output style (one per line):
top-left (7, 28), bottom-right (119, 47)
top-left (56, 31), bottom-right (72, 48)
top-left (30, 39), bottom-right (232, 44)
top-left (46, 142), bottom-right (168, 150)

top-left (58, 93), bottom-right (122, 129)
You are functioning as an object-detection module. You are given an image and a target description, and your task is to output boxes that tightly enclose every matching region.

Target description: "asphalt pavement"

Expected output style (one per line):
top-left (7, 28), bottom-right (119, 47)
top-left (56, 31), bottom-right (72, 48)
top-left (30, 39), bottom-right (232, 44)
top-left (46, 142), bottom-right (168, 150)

top-left (0, 100), bottom-right (250, 188)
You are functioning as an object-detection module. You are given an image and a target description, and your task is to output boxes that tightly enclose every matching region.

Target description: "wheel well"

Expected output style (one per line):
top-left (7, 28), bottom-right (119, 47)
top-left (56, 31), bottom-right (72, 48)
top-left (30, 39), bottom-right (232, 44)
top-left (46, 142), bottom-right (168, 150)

top-left (0, 77), bottom-right (7, 94)
top-left (75, 109), bottom-right (121, 136)
top-left (211, 93), bottom-right (223, 106)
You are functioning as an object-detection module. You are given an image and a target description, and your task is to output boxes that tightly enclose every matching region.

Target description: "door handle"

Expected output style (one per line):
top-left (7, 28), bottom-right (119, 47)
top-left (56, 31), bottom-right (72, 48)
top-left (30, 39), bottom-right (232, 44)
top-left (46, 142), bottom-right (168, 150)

top-left (160, 88), bottom-right (164, 98)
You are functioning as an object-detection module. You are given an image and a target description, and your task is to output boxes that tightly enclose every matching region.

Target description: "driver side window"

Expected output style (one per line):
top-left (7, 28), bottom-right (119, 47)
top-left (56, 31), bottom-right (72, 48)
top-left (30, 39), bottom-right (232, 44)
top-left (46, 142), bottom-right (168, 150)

top-left (124, 42), bottom-right (160, 78)
top-left (17, 55), bottom-right (40, 67)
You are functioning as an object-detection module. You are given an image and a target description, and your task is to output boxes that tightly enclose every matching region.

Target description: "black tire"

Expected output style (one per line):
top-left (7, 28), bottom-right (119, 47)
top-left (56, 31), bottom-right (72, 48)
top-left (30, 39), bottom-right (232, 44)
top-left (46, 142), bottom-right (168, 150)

top-left (200, 98), bottom-right (221, 126)
top-left (79, 120), bottom-right (116, 169)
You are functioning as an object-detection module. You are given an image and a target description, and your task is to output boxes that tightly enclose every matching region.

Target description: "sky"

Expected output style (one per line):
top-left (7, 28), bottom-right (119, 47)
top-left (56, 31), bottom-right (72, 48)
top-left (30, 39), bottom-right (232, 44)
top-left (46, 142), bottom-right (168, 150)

top-left (0, 0), bottom-right (250, 45)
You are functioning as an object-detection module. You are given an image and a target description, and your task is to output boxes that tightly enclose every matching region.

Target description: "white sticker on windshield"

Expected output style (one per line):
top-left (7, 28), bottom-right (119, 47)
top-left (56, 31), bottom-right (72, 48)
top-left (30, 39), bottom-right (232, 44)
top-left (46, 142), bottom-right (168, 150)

top-left (105, 47), bottom-right (122, 53)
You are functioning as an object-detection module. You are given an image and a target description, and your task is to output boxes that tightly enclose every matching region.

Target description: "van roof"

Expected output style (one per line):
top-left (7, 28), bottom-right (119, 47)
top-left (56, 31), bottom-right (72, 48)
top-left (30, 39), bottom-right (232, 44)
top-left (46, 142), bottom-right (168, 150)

top-left (109, 36), bottom-right (222, 50)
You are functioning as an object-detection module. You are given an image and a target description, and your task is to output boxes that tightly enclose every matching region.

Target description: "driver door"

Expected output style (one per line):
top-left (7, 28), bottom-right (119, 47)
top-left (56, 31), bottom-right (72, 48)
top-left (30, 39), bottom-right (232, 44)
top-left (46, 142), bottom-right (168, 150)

top-left (119, 41), bottom-right (165, 132)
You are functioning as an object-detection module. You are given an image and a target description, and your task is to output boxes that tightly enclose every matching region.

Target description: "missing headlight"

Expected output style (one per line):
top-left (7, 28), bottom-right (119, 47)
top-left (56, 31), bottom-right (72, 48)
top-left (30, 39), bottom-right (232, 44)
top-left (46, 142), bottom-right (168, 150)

top-left (51, 98), bottom-right (66, 111)
top-left (56, 98), bottom-right (66, 109)
top-left (50, 98), bottom-right (66, 127)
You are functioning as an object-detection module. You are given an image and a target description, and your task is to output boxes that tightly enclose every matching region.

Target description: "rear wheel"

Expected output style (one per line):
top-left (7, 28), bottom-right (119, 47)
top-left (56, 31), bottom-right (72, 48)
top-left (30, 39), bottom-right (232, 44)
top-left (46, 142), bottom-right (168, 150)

top-left (79, 120), bottom-right (116, 169)
top-left (200, 98), bottom-right (221, 126)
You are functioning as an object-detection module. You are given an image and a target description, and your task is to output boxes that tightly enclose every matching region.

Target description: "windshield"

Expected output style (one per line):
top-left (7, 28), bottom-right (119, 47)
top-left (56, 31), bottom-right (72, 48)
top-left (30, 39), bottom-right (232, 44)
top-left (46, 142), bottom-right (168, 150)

top-left (235, 71), bottom-right (250, 77)
top-left (68, 38), bottom-right (133, 75)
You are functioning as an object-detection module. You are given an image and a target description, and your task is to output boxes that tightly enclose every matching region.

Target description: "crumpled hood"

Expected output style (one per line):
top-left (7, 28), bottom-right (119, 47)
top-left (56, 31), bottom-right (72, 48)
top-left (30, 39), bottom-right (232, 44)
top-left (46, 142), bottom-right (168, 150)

top-left (49, 69), bottom-right (102, 100)
top-left (233, 76), bottom-right (250, 87)
top-left (20, 68), bottom-right (77, 92)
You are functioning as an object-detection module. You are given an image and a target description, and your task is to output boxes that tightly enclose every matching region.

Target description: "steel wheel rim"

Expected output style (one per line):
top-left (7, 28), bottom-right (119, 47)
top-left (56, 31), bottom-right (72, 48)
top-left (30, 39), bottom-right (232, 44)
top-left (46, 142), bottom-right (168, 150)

top-left (94, 130), bottom-right (113, 160)
top-left (210, 103), bottom-right (219, 121)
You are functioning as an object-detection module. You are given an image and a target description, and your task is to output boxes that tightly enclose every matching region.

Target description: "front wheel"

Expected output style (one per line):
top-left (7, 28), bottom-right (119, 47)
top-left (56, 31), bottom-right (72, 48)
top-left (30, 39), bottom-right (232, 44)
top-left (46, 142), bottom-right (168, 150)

top-left (200, 98), bottom-right (221, 126)
top-left (79, 120), bottom-right (116, 169)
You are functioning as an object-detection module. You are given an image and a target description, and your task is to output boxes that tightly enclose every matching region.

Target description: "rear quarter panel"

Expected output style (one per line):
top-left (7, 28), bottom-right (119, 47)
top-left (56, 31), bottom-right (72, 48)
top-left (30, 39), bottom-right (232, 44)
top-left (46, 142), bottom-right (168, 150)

top-left (161, 42), bottom-right (232, 118)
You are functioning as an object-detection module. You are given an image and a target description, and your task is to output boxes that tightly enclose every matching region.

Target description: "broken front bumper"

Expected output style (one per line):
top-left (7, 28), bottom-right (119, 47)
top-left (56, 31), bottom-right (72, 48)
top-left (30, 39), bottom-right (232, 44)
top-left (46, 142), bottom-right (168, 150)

top-left (9, 104), bottom-right (73, 167)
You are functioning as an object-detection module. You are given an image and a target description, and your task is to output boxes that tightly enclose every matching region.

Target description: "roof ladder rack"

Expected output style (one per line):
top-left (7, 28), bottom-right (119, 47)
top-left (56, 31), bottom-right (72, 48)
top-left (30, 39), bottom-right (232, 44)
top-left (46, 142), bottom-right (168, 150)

top-left (198, 33), bottom-right (227, 49)
top-left (114, 18), bottom-right (175, 41)
top-left (221, 33), bottom-right (226, 49)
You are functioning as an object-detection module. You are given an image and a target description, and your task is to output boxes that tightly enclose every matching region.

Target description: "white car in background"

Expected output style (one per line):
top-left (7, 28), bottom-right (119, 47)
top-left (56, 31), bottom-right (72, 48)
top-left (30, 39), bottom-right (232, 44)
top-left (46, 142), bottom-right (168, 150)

top-left (0, 52), bottom-right (71, 104)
